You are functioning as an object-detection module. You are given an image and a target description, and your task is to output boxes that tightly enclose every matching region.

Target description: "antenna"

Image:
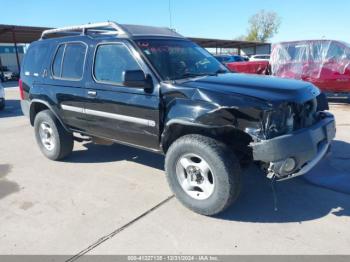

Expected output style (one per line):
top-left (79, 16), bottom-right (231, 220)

top-left (168, 0), bottom-right (173, 29)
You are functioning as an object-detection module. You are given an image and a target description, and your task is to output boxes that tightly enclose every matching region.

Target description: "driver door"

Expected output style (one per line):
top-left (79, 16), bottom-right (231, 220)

top-left (84, 41), bottom-right (160, 150)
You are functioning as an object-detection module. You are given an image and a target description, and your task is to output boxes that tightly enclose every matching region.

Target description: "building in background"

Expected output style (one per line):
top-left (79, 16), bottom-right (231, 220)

top-left (240, 44), bottom-right (271, 57)
top-left (189, 37), bottom-right (271, 57)
top-left (0, 44), bottom-right (25, 74)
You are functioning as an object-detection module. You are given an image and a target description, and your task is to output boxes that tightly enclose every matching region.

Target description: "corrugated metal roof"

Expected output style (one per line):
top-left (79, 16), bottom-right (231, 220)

top-left (189, 37), bottom-right (268, 49)
top-left (0, 24), bottom-right (50, 43)
top-left (0, 24), bottom-right (270, 50)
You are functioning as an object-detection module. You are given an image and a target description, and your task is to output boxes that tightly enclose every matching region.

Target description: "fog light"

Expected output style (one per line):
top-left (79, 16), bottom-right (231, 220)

top-left (283, 158), bottom-right (296, 173)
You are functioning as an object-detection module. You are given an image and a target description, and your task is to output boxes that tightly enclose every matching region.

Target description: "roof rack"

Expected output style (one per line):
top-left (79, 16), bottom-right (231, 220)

top-left (40, 21), bottom-right (129, 40)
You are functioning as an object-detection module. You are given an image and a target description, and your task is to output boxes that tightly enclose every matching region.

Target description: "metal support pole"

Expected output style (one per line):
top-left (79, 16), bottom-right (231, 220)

top-left (12, 29), bottom-right (21, 74)
top-left (0, 56), bottom-right (3, 82)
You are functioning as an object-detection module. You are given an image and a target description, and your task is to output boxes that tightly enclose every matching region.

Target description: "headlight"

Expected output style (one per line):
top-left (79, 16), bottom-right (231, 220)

top-left (245, 104), bottom-right (295, 141)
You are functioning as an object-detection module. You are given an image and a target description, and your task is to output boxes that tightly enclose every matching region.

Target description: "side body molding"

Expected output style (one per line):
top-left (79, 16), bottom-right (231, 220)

top-left (61, 104), bottom-right (156, 127)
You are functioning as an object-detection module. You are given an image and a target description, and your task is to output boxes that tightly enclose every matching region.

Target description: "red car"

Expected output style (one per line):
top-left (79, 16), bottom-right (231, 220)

top-left (214, 54), bottom-right (270, 75)
top-left (226, 60), bottom-right (270, 75)
top-left (271, 40), bottom-right (350, 94)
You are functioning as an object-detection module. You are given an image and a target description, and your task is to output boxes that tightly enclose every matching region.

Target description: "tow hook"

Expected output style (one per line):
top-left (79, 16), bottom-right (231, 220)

top-left (267, 162), bottom-right (276, 179)
top-left (262, 163), bottom-right (279, 211)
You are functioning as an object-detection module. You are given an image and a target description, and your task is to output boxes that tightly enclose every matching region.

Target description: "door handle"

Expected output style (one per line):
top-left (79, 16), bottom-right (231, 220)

top-left (87, 90), bottom-right (97, 97)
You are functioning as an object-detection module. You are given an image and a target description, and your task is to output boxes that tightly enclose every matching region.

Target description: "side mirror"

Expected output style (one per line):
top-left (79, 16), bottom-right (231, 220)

top-left (123, 70), bottom-right (153, 91)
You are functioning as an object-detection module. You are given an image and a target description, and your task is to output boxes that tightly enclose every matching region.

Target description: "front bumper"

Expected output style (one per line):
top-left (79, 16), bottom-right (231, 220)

top-left (251, 113), bottom-right (336, 180)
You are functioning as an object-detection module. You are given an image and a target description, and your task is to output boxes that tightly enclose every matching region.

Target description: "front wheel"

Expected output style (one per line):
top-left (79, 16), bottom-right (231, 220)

top-left (34, 110), bottom-right (73, 160)
top-left (165, 134), bottom-right (241, 216)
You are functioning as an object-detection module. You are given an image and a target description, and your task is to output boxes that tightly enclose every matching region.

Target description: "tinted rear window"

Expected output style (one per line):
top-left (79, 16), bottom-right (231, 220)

top-left (22, 44), bottom-right (49, 77)
top-left (52, 42), bottom-right (87, 80)
top-left (62, 43), bottom-right (86, 79)
top-left (52, 45), bottom-right (64, 77)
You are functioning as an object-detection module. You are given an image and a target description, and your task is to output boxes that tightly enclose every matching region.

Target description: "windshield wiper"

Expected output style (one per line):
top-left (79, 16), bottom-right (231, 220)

top-left (175, 73), bottom-right (208, 80)
top-left (209, 69), bottom-right (229, 76)
top-left (175, 69), bottom-right (229, 80)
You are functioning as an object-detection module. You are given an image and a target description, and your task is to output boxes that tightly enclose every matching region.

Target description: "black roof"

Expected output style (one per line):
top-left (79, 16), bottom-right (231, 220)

top-left (121, 24), bottom-right (184, 38)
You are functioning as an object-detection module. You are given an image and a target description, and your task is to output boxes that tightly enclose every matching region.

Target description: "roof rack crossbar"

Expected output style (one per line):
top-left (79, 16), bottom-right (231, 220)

top-left (40, 21), bottom-right (129, 40)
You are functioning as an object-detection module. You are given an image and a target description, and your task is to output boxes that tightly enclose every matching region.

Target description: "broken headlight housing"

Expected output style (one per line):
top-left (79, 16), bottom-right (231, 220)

top-left (246, 104), bottom-right (294, 141)
top-left (263, 104), bottom-right (295, 139)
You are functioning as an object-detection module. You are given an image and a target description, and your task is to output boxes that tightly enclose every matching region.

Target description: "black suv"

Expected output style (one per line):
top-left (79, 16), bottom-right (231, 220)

top-left (20, 22), bottom-right (336, 216)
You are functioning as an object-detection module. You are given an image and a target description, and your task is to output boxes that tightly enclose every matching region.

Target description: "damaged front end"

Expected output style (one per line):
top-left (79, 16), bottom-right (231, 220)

top-left (249, 94), bottom-right (336, 181)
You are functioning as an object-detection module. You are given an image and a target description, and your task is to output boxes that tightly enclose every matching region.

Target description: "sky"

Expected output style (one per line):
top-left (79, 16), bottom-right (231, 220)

top-left (1, 0), bottom-right (350, 43)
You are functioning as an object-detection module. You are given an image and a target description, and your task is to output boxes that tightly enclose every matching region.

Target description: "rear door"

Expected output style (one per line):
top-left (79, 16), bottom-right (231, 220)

top-left (20, 41), bottom-right (50, 100)
top-left (83, 40), bottom-right (160, 150)
top-left (45, 41), bottom-right (90, 132)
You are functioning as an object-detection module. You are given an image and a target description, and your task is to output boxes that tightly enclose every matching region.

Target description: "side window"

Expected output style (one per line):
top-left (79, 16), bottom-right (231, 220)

top-left (52, 45), bottom-right (64, 77)
top-left (94, 44), bottom-right (140, 84)
top-left (52, 42), bottom-right (86, 80)
top-left (62, 43), bottom-right (86, 79)
top-left (22, 44), bottom-right (49, 76)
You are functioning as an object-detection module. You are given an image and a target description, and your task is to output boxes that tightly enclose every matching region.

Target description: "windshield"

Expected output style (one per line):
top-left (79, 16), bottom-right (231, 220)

top-left (215, 56), bottom-right (227, 62)
top-left (136, 39), bottom-right (228, 80)
top-left (232, 56), bottom-right (245, 62)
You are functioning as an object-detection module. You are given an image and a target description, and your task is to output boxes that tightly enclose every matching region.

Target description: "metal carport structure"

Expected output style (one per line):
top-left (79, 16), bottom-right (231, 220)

top-left (0, 24), bottom-right (50, 73)
top-left (188, 37), bottom-right (271, 55)
top-left (0, 24), bottom-right (271, 74)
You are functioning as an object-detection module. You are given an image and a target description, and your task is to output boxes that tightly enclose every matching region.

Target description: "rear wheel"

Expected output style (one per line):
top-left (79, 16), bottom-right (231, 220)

top-left (34, 110), bottom-right (73, 160)
top-left (165, 134), bottom-right (241, 216)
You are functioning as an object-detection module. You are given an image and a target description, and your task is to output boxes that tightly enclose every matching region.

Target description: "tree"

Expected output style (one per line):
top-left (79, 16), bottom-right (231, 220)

top-left (234, 35), bottom-right (247, 41)
top-left (245, 10), bottom-right (281, 42)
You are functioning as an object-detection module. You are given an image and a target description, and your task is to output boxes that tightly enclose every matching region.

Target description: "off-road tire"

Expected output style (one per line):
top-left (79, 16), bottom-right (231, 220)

top-left (165, 134), bottom-right (241, 216)
top-left (34, 110), bottom-right (73, 160)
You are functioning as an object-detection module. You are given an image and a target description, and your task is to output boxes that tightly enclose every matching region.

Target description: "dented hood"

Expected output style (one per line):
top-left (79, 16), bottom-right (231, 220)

top-left (180, 73), bottom-right (320, 104)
